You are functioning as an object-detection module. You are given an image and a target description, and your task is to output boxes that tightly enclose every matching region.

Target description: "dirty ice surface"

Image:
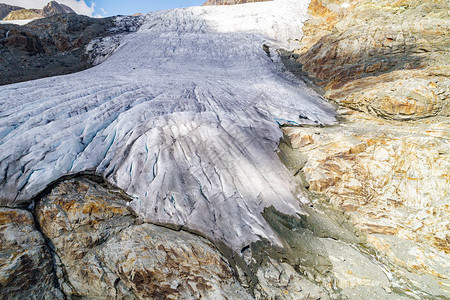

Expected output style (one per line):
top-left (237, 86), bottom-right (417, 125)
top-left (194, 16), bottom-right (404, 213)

top-left (0, 0), bottom-right (335, 251)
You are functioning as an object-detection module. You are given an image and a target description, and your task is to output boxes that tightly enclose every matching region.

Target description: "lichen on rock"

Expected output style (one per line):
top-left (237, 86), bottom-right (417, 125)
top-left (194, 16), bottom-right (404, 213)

top-left (35, 177), bottom-right (252, 299)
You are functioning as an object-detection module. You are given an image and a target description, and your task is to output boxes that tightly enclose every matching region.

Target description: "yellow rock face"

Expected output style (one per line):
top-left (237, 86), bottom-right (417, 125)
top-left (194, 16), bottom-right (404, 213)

top-left (294, 0), bottom-right (450, 121)
top-left (3, 9), bottom-right (43, 20)
top-left (283, 115), bottom-right (450, 281)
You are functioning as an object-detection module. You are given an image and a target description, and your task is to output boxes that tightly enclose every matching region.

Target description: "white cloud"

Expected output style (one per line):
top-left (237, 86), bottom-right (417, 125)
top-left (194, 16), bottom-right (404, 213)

top-left (2, 0), bottom-right (96, 16)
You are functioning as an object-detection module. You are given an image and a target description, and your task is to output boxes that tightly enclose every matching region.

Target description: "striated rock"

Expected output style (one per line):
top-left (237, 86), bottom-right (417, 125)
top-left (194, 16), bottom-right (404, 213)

top-left (290, 0), bottom-right (450, 121)
top-left (296, 0), bottom-right (348, 54)
top-left (278, 1), bottom-right (450, 297)
top-left (328, 68), bottom-right (449, 120)
top-left (204, 0), bottom-right (272, 5)
top-left (0, 4), bottom-right (24, 20)
top-left (0, 208), bottom-right (63, 298)
top-left (282, 117), bottom-right (450, 298)
top-left (36, 177), bottom-right (252, 299)
top-left (254, 257), bottom-right (329, 299)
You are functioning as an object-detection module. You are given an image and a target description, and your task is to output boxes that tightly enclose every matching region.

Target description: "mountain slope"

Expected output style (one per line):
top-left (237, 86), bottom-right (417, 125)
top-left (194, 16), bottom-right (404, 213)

top-left (2, 1), bottom-right (76, 21)
top-left (43, 1), bottom-right (75, 17)
top-left (0, 3), bottom-right (23, 19)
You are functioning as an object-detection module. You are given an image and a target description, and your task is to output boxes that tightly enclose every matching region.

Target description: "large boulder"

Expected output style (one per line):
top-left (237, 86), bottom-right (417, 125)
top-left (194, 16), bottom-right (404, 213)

top-left (35, 177), bottom-right (252, 299)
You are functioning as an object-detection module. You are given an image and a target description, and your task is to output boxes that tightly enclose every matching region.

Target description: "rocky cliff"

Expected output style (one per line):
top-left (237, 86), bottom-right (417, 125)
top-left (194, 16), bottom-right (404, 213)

top-left (2, 1), bottom-right (76, 21)
top-left (0, 3), bottom-right (23, 20)
top-left (279, 0), bottom-right (449, 298)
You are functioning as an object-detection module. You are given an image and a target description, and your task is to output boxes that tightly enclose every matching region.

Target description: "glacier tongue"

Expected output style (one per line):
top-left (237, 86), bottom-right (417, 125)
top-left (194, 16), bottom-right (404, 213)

top-left (0, 0), bottom-right (335, 251)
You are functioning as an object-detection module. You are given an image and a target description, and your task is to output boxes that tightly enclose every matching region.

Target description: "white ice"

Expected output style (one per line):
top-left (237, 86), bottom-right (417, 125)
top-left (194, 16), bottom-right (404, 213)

top-left (0, 19), bottom-right (35, 25)
top-left (0, 0), bottom-right (335, 251)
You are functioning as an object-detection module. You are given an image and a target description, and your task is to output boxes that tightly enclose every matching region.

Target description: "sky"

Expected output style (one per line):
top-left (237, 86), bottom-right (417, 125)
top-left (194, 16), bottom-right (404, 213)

top-left (2, 0), bottom-right (206, 17)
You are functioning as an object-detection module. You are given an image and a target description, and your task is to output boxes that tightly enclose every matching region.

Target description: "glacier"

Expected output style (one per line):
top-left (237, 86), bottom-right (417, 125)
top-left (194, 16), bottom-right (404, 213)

top-left (0, 0), bottom-right (335, 251)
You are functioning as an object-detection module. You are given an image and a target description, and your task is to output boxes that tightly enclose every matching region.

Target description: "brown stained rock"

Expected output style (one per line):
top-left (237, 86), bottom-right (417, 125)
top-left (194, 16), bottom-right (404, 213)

top-left (0, 208), bottom-right (64, 299)
top-left (3, 9), bottom-right (43, 21)
top-left (292, 0), bottom-right (450, 121)
top-left (36, 177), bottom-right (251, 299)
top-left (3, 28), bottom-right (45, 55)
top-left (282, 4), bottom-right (450, 292)
top-left (283, 120), bottom-right (450, 292)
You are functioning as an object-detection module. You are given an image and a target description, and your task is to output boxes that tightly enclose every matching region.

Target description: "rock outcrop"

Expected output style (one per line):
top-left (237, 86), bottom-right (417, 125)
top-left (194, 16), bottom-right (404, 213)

top-left (34, 177), bottom-right (252, 299)
top-left (2, 1), bottom-right (76, 21)
top-left (294, 0), bottom-right (450, 120)
top-left (0, 208), bottom-right (64, 298)
top-left (0, 177), bottom-right (252, 299)
top-left (0, 3), bottom-right (24, 20)
top-left (279, 0), bottom-right (450, 298)
top-left (42, 1), bottom-right (75, 17)
top-left (3, 9), bottom-right (43, 21)
top-left (281, 118), bottom-right (450, 298)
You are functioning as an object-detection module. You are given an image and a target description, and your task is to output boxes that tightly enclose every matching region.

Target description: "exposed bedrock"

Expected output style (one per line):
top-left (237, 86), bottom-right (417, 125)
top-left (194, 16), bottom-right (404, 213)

top-left (280, 118), bottom-right (450, 299)
top-left (1, 177), bottom-right (252, 299)
top-left (278, 0), bottom-right (450, 298)
top-left (287, 0), bottom-right (450, 121)
top-left (2, 176), bottom-right (422, 299)
top-left (0, 208), bottom-right (64, 298)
